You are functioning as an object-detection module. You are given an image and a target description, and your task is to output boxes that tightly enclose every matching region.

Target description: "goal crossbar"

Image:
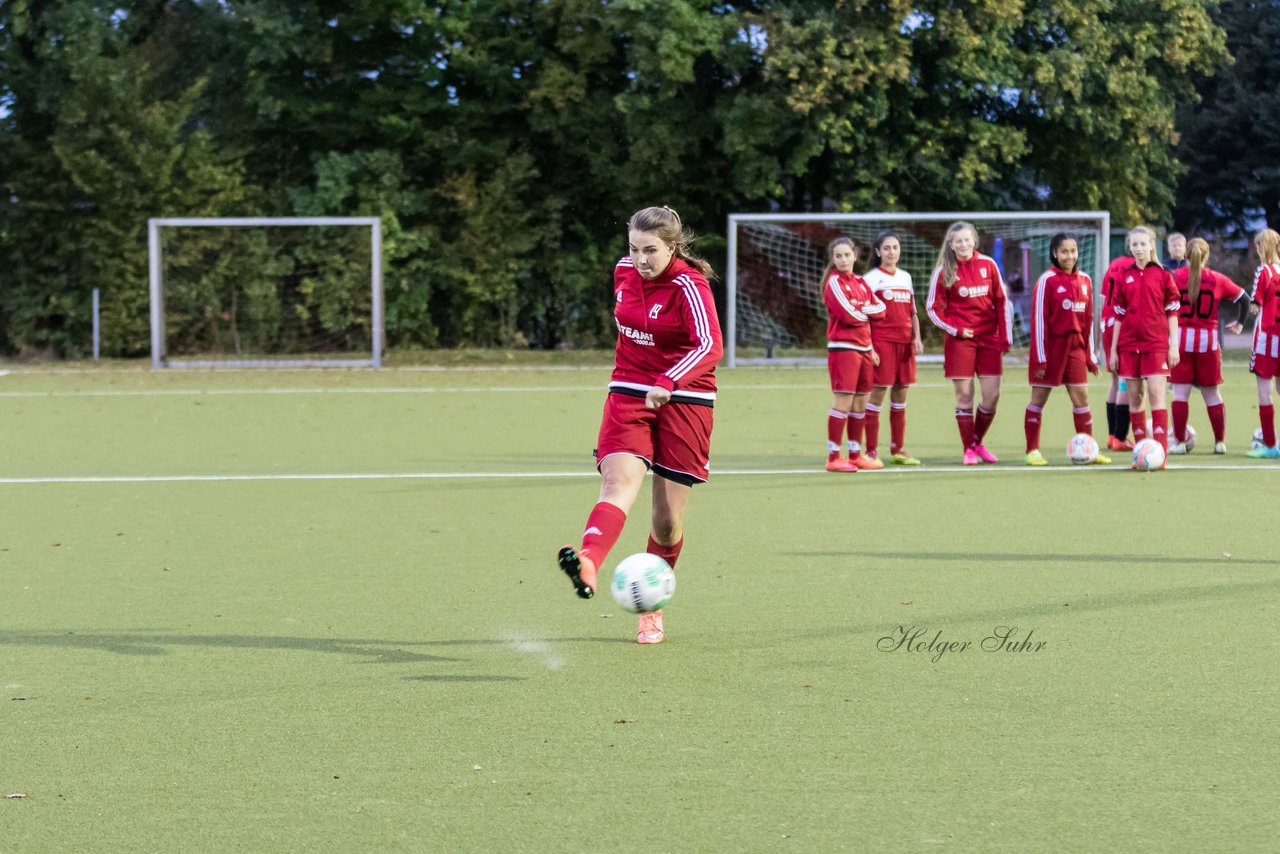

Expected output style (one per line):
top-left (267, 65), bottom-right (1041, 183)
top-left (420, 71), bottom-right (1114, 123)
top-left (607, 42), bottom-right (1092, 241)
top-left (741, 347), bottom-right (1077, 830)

top-left (726, 210), bottom-right (1112, 367)
top-left (148, 216), bottom-right (384, 369)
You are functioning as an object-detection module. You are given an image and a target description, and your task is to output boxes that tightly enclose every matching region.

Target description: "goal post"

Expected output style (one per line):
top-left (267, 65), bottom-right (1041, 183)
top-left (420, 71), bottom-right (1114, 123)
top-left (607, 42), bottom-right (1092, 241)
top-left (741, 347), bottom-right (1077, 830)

top-left (148, 217), bottom-right (384, 369)
top-left (725, 211), bottom-right (1111, 367)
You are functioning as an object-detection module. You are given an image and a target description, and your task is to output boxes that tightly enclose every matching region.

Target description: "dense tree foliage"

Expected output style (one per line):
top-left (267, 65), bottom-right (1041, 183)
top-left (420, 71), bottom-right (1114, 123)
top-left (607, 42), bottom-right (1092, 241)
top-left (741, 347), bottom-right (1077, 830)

top-left (1174, 0), bottom-right (1280, 237)
top-left (0, 0), bottom-right (1230, 356)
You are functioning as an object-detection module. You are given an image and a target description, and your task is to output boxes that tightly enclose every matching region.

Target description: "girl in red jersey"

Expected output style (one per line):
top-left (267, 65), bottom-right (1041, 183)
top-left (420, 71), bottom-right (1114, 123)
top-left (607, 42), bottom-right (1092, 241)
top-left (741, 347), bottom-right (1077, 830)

top-left (1101, 245), bottom-right (1136, 451)
top-left (557, 206), bottom-right (723, 644)
top-left (821, 236), bottom-right (886, 471)
top-left (1107, 226), bottom-right (1181, 461)
top-left (926, 221), bottom-right (1013, 465)
top-left (1023, 233), bottom-right (1111, 465)
top-left (864, 231), bottom-right (924, 466)
top-left (1168, 238), bottom-right (1248, 455)
top-left (1246, 228), bottom-right (1280, 459)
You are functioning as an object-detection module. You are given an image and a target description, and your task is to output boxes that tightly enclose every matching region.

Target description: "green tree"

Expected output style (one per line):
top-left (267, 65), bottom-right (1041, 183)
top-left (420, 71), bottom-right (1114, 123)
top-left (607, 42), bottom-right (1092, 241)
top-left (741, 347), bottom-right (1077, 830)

top-left (1174, 0), bottom-right (1280, 234)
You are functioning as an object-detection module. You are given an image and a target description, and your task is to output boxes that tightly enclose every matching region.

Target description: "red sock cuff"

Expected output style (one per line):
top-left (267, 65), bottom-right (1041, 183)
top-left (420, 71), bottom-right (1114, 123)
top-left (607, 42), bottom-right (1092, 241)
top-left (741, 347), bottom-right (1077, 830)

top-left (646, 536), bottom-right (684, 570)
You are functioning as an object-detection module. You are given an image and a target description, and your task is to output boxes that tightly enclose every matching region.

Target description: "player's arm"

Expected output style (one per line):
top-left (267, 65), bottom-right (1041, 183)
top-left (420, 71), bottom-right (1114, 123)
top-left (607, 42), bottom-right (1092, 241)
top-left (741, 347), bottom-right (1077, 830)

top-left (1221, 274), bottom-right (1249, 333)
top-left (992, 259), bottom-right (1013, 352)
top-left (1165, 276), bottom-right (1181, 368)
top-left (925, 268), bottom-right (958, 336)
top-left (651, 274), bottom-right (723, 407)
top-left (1030, 272), bottom-right (1049, 368)
top-left (828, 276), bottom-right (868, 322)
top-left (1083, 273), bottom-right (1099, 373)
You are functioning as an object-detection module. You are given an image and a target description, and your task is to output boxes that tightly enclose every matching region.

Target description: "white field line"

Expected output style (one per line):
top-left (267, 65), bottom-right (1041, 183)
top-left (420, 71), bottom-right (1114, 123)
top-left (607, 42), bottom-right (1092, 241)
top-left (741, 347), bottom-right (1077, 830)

top-left (1, 464), bottom-right (1276, 486)
top-left (0, 383), bottom-right (958, 398)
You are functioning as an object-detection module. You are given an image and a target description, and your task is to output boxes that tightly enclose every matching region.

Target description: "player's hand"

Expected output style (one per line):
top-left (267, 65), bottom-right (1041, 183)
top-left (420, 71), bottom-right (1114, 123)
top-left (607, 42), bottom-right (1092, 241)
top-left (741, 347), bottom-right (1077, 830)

top-left (1249, 303), bottom-right (1260, 317)
top-left (645, 386), bottom-right (672, 409)
top-left (1168, 349), bottom-right (1181, 368)
top-left (1089, 363), bottom-right (1101, 376)
top-left (960, 328), bottom-right (975, 339)
top-left (1226, 321), bottom-right (1244, 335)
top-left (913, 337), bottom-right (924, 355)
top-left (871, 349), bottom-right (881, 367)
top-left (1034, 367), bottom-right (1046, 380)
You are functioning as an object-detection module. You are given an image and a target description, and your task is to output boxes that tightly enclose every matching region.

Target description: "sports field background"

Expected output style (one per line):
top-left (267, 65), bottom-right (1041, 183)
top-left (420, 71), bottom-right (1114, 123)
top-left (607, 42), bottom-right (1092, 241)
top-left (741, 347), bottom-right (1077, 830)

top-left (2, 361), bottom-right (1278, 851)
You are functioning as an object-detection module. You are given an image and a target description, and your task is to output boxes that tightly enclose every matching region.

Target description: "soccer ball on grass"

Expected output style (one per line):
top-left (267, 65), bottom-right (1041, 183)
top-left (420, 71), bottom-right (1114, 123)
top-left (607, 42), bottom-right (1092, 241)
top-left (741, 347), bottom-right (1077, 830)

top-left (1132, 438), bottom-right (1166, 471)
top-left (1252, 427), bottom-right (1267, 450)
top-left (1066, 433), bottom-right (1098, 465)
top-left (611, 553), bottom-right (676, 614)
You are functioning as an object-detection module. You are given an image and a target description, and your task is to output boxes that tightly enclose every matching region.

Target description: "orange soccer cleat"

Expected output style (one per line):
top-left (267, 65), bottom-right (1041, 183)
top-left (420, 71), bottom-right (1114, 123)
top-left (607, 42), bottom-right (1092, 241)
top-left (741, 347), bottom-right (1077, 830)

top-left (852, 454), bottom-right (884, 470)
top-left (826, 453), bottom-right (857, 472)
top-left (1107, 435), bottom-right (1135, 452)
top-left (637, 610), bottom-right (665, 644)
top-left (558, 544), bottom-right (597, 599)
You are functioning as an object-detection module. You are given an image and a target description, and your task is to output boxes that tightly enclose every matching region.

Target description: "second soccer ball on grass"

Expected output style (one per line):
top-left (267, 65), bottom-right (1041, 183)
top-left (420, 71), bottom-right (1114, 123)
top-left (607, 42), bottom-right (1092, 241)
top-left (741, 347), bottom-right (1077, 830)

top-left (1132, 439), bottom-right (1166, 471)
top-left (1066, 433), bottom-right (1099, 465)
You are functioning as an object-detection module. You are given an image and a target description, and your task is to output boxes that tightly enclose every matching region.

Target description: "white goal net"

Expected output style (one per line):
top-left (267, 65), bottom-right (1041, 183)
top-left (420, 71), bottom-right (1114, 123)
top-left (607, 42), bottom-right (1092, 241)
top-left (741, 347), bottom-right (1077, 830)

top-left (726, 212), bottom-right (1111, 367)
top-left (148, 217), bottom-right (384, 368)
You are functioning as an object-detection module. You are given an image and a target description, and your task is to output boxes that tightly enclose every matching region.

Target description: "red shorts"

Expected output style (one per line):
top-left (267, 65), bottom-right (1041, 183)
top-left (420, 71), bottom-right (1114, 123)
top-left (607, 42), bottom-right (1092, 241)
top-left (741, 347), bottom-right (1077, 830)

top-left (1251, 352), bottom-right (1280, 380)
top-left (943, 336), bottom-right (1003, 379)
top-left (1170, 348), bottom-right (1223, 386)
top-left (872, 341), bottom-right (917, 387)
top-left (1102, 320), bottom-right (1117, 373)
top-left (1030, 335), bottom-right (1090, 387)
top-left (828, 349), bottom-right (875, 394)
top-left (1117, 349), bottom-right (1171, 379)
top-left (595, 392), bottom-right (714, 485)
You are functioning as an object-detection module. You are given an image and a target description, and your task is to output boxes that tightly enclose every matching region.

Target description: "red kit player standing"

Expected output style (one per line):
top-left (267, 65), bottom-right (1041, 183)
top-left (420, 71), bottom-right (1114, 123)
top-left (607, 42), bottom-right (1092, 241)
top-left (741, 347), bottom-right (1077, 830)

top-left (821, 236), bottom-right (886, 472)
top-left (926, 221), bottom-right (1013, 465)
top-left (1247, 228), bottom-right (1280, 459)
top-left (557, 206), bottom-right (723, 644)
top-left (1108, 226), bottom-right (1181, 463)
top-left (1168, 237), bottom-right (1248, 454)
top-left (1101, 246), bottom-right (1136, 450)
top-left (864, 231), bottom-right (924, 466)
top-left (1023, 233), bottom-right (1111, 465)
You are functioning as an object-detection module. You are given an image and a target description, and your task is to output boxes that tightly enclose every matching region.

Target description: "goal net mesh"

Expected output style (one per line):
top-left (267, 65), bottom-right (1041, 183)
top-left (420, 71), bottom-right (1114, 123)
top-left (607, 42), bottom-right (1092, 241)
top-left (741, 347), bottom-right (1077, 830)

top-left (155, 224), bottom-right (377, 365)
top-left (730, 215), bottom-right (1107, 364)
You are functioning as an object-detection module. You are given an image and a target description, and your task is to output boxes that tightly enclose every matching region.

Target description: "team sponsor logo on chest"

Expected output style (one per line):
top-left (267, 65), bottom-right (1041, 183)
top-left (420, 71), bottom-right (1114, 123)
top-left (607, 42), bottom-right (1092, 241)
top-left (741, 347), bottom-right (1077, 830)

top-left (957, 284), bottom-right (990, 299)
top-left (615, 318), bottom-right (655, 346)
top-left (1062, 298), bottom-right (1087, 312)
top-left (889, 289), bottom-right (913, 303)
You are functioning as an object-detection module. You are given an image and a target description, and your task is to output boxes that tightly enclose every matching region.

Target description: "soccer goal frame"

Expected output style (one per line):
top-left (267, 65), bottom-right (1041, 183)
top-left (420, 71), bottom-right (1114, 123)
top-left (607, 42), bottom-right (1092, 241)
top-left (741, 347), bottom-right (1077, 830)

top-left (725, 211), bottom-right (1111, 368)
top-left (148, 216), bottom-right (384, 369)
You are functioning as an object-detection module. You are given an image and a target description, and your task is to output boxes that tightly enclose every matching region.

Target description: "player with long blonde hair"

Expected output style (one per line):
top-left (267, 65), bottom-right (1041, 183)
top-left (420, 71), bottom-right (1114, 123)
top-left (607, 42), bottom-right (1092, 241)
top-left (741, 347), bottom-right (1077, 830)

top-left (1246, 228), bottom-right (1280, 459)
top-left (925, 221), bottom-right (1012, 465)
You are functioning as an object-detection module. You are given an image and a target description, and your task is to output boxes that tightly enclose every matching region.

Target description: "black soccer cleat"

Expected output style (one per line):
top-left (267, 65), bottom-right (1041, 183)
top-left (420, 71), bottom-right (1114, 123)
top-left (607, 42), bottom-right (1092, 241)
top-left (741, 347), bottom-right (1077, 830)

top-left (558, 544), bottom-right (596, 600)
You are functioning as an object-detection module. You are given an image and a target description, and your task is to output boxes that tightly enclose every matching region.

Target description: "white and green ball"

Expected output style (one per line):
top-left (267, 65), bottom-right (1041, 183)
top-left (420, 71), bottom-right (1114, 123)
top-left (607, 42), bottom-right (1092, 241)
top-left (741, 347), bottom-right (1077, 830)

top-left (611, 553), bottom-right (676, 614)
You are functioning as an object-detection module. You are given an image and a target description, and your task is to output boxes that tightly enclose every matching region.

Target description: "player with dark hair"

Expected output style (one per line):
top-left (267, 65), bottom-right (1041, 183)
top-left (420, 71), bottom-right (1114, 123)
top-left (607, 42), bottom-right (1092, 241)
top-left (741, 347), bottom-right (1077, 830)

top-left (557, 205), bottom-right (722, 644)
top-left (1023, 233), bottom-right (1111, 465)
top-left (1168, 237), bottom-right (1248, 454)
top-left (821, 236), bottom-right (886, 471)
top-left (926, 221), bottom-right (1013, 465)
top-left (864, 231), bottom-right (923, 466)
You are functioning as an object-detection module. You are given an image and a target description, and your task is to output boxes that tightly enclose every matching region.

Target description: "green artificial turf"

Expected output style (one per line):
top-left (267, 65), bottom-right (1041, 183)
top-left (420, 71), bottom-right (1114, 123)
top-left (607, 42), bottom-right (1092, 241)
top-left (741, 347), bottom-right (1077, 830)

top-left (1, 363), bottom-right (1277, 851)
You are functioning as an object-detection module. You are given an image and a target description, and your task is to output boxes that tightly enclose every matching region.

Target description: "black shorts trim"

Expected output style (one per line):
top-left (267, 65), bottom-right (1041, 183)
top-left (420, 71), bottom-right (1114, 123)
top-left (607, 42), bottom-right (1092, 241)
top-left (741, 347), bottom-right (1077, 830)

top-left (607, 388), bottom-right (715, 408)
top-left (651, 463), bottom-right (705, 487)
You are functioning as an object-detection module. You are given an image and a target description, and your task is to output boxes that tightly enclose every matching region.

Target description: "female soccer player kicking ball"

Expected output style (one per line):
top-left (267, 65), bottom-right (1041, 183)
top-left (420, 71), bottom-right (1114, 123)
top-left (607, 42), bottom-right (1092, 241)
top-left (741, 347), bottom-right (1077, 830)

top-left (821, 237), bottom-right (886, 471)
top-left (1168, 238), bottom-right (1248, 454)
top-left (926, 221), bottom-right (1013, 465)
top-left (557, 206), bottom-right (723, 644)
top-left (1247, 228), bottom-right (1280, 459)
top-left (1023, 234), bottom-right (1111, 465)
top-left (864, 231), bottom-right (924, 466)
top-left (1108, 226), bottom-right (1181, 465)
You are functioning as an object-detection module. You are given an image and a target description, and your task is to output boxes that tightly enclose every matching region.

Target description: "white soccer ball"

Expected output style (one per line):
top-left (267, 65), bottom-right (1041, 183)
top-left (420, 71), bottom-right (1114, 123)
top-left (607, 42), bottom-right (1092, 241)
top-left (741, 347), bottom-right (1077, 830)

top-left (1066, 433), bottom-right (1098, 465)
top-left (1252, 427), bottom-right (1267, 450)
top-left (1132, 438), bottom-right (1166, 471)
top-left (1183, 425), bottom-right (1197, 452)
top-left (610, 553), bottom-right (676, 614)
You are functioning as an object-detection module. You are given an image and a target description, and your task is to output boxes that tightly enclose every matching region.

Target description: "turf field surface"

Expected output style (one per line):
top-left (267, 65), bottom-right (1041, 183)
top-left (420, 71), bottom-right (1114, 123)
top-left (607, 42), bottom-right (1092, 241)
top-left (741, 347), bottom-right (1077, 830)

top-left (2, 363), bottom-right (1278, 852)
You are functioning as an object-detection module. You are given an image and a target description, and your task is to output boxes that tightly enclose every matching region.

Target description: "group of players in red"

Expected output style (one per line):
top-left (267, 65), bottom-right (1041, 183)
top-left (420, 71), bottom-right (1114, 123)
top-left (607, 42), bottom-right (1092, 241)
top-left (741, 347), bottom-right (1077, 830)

top-left (822, 221), bottom-right (1280, 470)
top-left (555, 208), bottom-right (1280, 644)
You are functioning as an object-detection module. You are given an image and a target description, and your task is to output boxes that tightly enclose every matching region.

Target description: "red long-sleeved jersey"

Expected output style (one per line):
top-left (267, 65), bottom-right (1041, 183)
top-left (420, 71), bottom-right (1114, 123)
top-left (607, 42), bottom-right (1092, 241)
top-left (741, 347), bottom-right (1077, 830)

top-left (1031, 266), bottom-right (1096, 370)
top-left (1111, 261), bottom-right (1180, 351)
top-left (824, 270), bottom-right (885, 350)
top-left (925, 254), bottom-right (1012, 351)
top-left (609, 255), bottom-right (722, 404)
